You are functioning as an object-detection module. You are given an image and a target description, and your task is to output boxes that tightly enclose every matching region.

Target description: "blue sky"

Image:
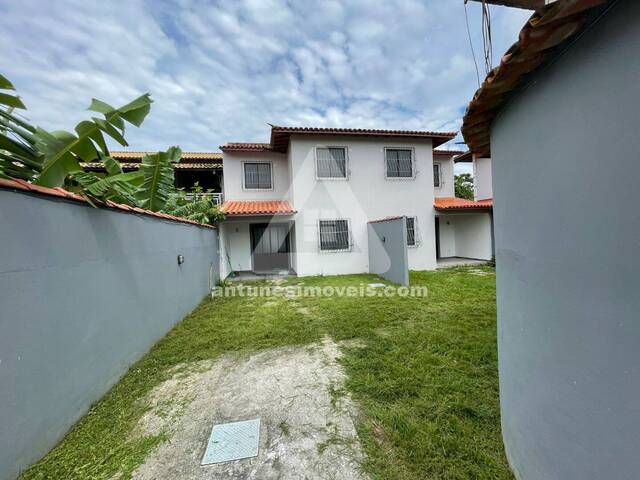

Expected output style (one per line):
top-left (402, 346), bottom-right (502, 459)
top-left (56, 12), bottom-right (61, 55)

top-left (0, 0), bottom-right (529, 158)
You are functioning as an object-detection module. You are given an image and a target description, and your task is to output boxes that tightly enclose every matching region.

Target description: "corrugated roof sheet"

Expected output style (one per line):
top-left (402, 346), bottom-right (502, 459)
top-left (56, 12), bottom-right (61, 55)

top-left (221, 200), bottom-right (296, 216)
top-left (0, 178), bottom-right (216, 229)
top-left (434, 197), bottom-right (493, 210)
top-left (461, 0), bottom-right (612, 157)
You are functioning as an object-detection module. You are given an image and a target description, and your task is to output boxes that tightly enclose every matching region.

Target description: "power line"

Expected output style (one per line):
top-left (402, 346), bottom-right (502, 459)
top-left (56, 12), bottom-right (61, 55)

top-left (464, 0), bottom-right (481, 88)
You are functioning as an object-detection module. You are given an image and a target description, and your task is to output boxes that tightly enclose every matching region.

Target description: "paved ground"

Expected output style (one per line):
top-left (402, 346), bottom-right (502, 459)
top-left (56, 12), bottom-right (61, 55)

top-left (130, 339), bottom-right (366, 480)
top-left (436, 257), bottom-right (488, 269)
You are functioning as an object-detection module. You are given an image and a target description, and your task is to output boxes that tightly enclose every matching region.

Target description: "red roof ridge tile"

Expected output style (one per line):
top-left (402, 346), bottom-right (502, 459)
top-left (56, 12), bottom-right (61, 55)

top-left (0, 178), bottom-right (216, 229)
top-left (368, 215), bottom-right (405, 224)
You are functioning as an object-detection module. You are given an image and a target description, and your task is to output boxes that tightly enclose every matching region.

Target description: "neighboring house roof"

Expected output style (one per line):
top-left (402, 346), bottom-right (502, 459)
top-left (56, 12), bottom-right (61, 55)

top-left (220, 143), bottom-right (274, 152)
top-left (110, 151), bottom-right (222, 162)
top-left (80, 151), bottom-right (223, 171)
top-left (0, 178), bottom-right (216, 229)
top-left (434, 197), bottom-right (493, 210)
top-left (221, 126), bottom-right (457, 153)
top-left (461, 0), bottom-right (612, 157)
top-left (453, 151), bottom-right (473, 163)
top-left (221, 200), bottom-right (296, 216)
top-left (434, 149), bottom-right (466, 157)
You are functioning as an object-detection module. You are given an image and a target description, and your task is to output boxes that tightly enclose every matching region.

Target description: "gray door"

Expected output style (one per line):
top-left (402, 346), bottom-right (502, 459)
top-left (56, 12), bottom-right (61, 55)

top-left (250, 223), bottom-right (290, 272)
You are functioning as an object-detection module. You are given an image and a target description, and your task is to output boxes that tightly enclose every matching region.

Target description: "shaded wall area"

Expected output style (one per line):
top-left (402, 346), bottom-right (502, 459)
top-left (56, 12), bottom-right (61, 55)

top-left (0, 189), bottom-right (218, 480)
top-left (367, 217), bottom-right (409, 285)
top-left (491, 1), bottom-right (640, 479)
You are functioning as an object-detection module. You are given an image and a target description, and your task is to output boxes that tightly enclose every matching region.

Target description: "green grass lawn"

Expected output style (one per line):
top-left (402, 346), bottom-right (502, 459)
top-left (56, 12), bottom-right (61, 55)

top-left (21, 267), bottom-right (512, 480)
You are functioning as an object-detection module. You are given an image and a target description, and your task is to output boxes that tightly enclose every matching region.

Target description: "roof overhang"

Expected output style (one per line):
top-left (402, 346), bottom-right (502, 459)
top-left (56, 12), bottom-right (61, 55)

top-left (461, 0), bottom-right (612, 157)
top-left (268, 126), bottom-right (457, 153)
top-left (221, 200), bottom-right (297, 216)
top-left (465, 0), bottom-right (549, 10)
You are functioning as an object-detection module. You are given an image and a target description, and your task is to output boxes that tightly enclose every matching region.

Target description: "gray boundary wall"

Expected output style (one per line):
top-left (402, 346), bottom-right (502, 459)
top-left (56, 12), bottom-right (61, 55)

top-left (0, 189), bottom-right (219, 480)
top-left (491, 2), bottom-right (640, 479)
top-left (367, 217), bottom-right (409, 286)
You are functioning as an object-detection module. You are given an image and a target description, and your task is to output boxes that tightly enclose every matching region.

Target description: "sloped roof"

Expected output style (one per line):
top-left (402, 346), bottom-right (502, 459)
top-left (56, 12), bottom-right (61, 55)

top-left (221, 126), bottom-right (457, 154)
top-left (434, 197), bottom-right (493, 210)
top-left (0, 178), bottom-right (216, 229)
top-left (221, 200), bottom-right (296, 216)
top-left (110, 151), bottom-right (222, 162)
top-left (462, 0), bottom-right (612, 156)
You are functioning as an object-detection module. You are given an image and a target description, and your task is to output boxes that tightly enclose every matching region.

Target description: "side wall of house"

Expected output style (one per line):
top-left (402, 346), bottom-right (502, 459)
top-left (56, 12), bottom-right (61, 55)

top-left (0, 190), bottom-right (218, 480)
top-left (491, 2), bottom-right (640, 479)
top-left (473, 157), bottom-right (492, 201)
top-left (288, 135), bottom-right (437, 276)
top-left (433, 155), bottom-right (455, 198)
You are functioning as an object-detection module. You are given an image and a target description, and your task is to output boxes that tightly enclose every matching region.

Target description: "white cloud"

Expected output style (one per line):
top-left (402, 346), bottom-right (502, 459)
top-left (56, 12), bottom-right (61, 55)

top-left (0, 0), bottom-right (530, 152)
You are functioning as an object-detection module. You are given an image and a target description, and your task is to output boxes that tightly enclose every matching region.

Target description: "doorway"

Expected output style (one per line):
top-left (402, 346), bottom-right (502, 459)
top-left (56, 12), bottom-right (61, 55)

top-left (435, 217), bottom-right (441, 259)
top-left (250, 223), bottom-right (291, 272)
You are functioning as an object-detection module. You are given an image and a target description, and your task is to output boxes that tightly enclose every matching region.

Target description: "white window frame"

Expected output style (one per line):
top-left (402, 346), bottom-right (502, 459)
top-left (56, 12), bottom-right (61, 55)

top-left (242, 160), bottom-right (274, 191)
top-left (406, 216), bottom-right (420, 248)
top-left (433, 162), bottom-right (442, 188)
top-left (384, 147), bottom-right (416, 180)
top-left (314, 146), bottom-right (349, 180)
top-left (317, 218), bottom-right (352, 252)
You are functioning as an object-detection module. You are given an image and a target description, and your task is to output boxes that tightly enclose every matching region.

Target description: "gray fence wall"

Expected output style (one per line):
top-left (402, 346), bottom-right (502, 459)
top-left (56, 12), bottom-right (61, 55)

top-left (491, 1), bottom-right (640, 479)
top-left (367, 217), bottom-right (409, 286)
top-left (0, 189), bottom-right (219, 480)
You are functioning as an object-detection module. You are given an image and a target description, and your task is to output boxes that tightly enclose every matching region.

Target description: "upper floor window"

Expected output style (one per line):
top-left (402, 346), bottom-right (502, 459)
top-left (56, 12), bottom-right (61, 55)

top-left (243, 162), bottom-right (272, 189)
top-left (433, 163), bottom-right (441, 187)
top-left (385, 148), bottom-right (414, 178)
top-left (319, 219), bottom-right (350, 251)
top-left (316, 147), bottom-right (347, 179)
top-left (406, 217), bottom-right (417, 247)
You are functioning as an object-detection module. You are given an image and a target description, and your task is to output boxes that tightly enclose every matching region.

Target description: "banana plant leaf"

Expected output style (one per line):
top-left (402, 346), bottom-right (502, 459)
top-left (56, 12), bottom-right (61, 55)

top-left (136, 146), bottom-right (181, 212)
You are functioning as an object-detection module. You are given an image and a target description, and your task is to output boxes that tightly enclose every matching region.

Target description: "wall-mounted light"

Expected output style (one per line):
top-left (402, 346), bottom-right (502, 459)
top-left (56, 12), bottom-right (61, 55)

top-left (177, 255), bottom-right (185, 265)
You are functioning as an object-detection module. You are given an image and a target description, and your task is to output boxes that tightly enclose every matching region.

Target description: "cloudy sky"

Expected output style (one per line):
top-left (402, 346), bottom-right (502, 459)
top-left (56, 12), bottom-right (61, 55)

top-left (1, 0), bottom-right (529, 158)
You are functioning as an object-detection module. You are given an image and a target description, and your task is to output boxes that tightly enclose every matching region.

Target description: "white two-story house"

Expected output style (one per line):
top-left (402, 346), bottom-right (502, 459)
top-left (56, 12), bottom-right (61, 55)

top-left (218, 126), bottom-right (492, 279)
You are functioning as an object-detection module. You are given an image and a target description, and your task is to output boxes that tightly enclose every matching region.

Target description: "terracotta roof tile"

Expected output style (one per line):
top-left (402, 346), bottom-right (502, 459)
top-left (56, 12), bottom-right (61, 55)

top-left (269, 126), bottom-right (457, 152)
top-left (461, 0), bottom-right (611, 156)
top-left (434, 197), bottom-right (493, 210)
top-left (220, 143), bottom-right (274, 152)
top-left (81, 162), bottom-right (222, 171)
top-left (0, 178), bottom-right (216, 229)
top-left (110, 151), bottom-right (222, 162)
top-left (221, 200), bottom-right (296, 216)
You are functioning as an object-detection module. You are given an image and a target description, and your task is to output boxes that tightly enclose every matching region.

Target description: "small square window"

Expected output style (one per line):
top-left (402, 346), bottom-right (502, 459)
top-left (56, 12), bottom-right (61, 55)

top-left (386, 149), bottom-right (413, 178)
top-left (433, 163), bottom-right (441, 188)
top-left (244, 162), bottom-right (272, 189)
top-left (316, 147), bottom-right (347, 178)
top-left (319, 219), bottom-right (350, 251)
top-left (406, 217), bottom-right (417, 247)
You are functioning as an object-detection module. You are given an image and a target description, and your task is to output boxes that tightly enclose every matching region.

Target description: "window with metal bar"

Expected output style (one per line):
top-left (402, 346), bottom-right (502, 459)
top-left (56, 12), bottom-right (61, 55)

top-left (386, 149), bottom-right (413, 178)
top-left (433, 163), bottom-right (441, 187)
top-left (406, 217), bottom-right (417, 246)
top-left (244, 162), bottom-right (272, 189)
top-left (316, 147), bottom-right (347, 178)
top-left (319, 219), bottom-right (350, 251)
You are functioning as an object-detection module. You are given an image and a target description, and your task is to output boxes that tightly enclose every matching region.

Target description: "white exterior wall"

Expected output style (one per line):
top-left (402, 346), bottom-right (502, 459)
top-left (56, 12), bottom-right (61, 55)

top-left (434, 156), bottom-right (455, 198)
top-left (437, 212), bottom-right (493, 260)
top-left (287, 135), bottom-right (437, 276)
top-left (438, 217), bottom-right (456, 257)
top-left (473, 157), bottom-right (493, 201)
top-left (222, 151), bottom-right (290, 201)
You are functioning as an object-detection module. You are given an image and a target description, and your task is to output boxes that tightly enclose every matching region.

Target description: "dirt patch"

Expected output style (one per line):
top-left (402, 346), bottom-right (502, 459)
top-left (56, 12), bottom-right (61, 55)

top-left (128, 339), bottom-right (367, 480)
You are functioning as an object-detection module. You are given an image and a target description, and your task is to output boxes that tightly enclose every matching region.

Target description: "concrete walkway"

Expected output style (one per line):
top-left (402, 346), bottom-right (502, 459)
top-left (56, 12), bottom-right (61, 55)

top-left (130, 339), bottom-right (366, 480)
top-left (436, 257), bottom-right (489, 269)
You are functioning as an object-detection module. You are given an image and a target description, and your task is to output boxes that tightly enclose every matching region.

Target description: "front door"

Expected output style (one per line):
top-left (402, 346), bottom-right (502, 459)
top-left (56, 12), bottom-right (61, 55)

top-left (250, 223), bottom-right (291, 272)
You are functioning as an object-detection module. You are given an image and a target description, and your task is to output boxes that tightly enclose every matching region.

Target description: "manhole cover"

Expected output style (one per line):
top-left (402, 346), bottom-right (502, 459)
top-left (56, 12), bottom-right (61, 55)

top-left (201, 418), bottom-right (261, 465)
